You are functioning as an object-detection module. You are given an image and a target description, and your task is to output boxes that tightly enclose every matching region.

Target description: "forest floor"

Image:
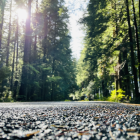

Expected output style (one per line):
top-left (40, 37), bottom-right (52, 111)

top-left (0, 101), bottom-right (140, 139)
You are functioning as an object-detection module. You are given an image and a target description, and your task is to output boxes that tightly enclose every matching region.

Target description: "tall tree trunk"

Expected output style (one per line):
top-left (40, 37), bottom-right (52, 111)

top-left (24, 0), bottom-right (31, 64)
top-left (13, 15), bottom-right (19, 101)
top-left (11, 42), bottom-right (16, 90)
top-left (139, 0), bottom-right (140, 21)
top-left (34, 0), bottom-right (38, 61)
top-left (51, 58), bottom-right (55, 101)
top-left (40, 12), bottom-right (48, 101)
top-left (112, 0), bottom-right (121, 92)
top-left (19, 0), bottom-right (32, 101)
top-left (118, 52), bottom-right (122, 89)
top-left (123, 49), bottom-right (131, 96)
top-left (126, 0), bottom-right (139, 98)
top-left (0, 0), bottom-right (5, 49)
top-left (132, 0), bottom-right (140, 82)
top-left (6, 0), bottom-right (12, 66)
top-left (16, 16), bottom-right (18, 76)
top-left (51, 22), bottom-right (57, 101)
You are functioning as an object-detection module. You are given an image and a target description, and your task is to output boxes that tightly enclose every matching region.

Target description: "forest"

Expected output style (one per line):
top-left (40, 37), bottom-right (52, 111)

top-left (0, 0), bottom-right (77, 101)
top-left (0, 0), bottom-right (140, 103)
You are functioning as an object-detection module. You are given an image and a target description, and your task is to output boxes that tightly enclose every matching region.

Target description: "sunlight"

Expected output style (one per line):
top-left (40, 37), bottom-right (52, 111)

top-left (16, 9), bottom-right (27, 22)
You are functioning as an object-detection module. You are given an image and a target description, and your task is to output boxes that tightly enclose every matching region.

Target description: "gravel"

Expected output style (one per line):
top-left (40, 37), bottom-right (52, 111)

top-left (0, 101), bottom-right (140, 139)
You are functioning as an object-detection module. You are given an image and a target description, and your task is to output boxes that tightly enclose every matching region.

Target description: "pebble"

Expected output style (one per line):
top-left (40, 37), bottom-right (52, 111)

top-left (0, 103), bottom-right (139, 139)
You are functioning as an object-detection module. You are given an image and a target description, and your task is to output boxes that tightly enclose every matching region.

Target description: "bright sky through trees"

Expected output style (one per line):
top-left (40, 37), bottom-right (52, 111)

top-left (16, 9), bottom-right (27, 22)
top-left (65, 0), bottom-right (88, 59)
top-left (16, 0), bottom-right (87, 59)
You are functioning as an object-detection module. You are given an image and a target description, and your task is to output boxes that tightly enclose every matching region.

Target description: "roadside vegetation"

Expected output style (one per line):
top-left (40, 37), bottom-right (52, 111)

top-left (72, 0), bottom-right (140, 104)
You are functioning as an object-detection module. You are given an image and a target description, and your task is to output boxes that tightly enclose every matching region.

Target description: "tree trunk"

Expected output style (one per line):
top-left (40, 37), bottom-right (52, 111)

top-left (113, 1), bottom-right (121, 92)
top-left (132, 0), bottom-right (140, 82)
top-left (0, 0), bottom-right (5, 49)
top-left (6, 0), bottom-right (12, 67)
top-left (123, 49), bottom-right (131, 96)
top-left (24, 0), bottom-right (31, 64)
top-left (118, 52), bottom-right (122, 89)
top-left (51, 58), bottom-right (55, 101)
top-left (139, 0), bottom-right (140, 20)
top-left (19, 0), bottom-right (32, 101)
top-left (51, 22), bottom-right (57, 101)
top-left (126, 0), bottom-right (139, 98)
top-left (16, 16), bottom-right (19, 77)
top-left (13, 16), bottom-right (19, 101)
top-left (34, 0), bottom-right (38, 61)
top-left (40, 12), bottom-right (49, 101)
top-left (11, 42), bottom-right (16, 91)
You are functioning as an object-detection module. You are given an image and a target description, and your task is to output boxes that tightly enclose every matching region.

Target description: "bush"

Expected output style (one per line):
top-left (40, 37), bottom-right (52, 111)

top-left (3, 97), bottom-right (14, 102)
top-left (65, 99), bottom-right (71, 101)
top-left (108, 89), bottom-right (125, 102)
top-left (94, 93), bottom-right (100, 100)
top-left (69, 90), bottom-right (81, 100)
top-left (84, 97), bottom-right (89, 101)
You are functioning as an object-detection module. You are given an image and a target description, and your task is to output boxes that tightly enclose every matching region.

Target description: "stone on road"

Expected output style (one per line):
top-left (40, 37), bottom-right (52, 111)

top-left (0, 101), bottom-right (140, 140)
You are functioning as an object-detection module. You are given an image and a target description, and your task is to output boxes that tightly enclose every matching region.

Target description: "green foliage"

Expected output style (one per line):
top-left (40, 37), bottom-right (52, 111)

top-left (1, 90), bottom-right (14, 102)
top-left (84, 97), bottom-right (89, 101)
top-left (47, 76), bottom-right (62, 82)
top-left (64, 99), bottom-right (71, 101)
top-left (43, 67), bottom-right (52, 71)
top-left (12, 0), bottom-right (77, 101)
top-left (69, 90), bottom-right (81, 100)
top-left (108, 89), bottom-right (125, 102)
top-left (94, 93), bottom-right (100, 100)
top-left (33, 82), bottom-right (40, 88)
top-left (2, 0), bottom-right (140, 102)
top-left (58, 8), bottom-right (64, 16)
top-left (25, 64), bottom-right (39, 74)
top-left (76, 0), bottom-right (140, 102)
top-left (0, 66), bottom-right (10, 82)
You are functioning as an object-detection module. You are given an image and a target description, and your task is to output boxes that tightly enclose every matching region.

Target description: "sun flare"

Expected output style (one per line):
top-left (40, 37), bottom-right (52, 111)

top-left (17, 9), bottom-right (27, 22)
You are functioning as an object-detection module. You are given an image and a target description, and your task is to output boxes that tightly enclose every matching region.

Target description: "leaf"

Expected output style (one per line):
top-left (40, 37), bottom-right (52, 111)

top-left (43, 67), bottom-right (52, 71)
top-left (25, 64), bottom-right (39, 74)
top-left (126, 129), bottom-right (137, 132)
top-left (127, 133), bottom-right (140, 136)
top-left (26, 131), bottom-right (40, 137)
top-left (78, 132), bottom-right (91, 136)
top-left (135, 65), bottom-right (139, 68)
top-left (109, 131), bottom-right (115, 140)
top-left (33, 82), bottom-right (41, 88)
top-left (47, 76), bottom-right (62, 82)
top-left (58, 8), bottom-right (64, 16)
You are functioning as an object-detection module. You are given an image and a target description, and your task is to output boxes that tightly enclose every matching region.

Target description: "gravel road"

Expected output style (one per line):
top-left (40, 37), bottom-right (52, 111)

top-left (0, 101), bottom-right (140, 140)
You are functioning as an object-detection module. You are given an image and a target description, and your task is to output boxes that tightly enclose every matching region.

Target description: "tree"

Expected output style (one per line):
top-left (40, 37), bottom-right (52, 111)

top-left (125, 0), bottom-right (139, 98)
top-left (0, 0), bottom-right (6, 49)
top-left (77, 0), bottom-right (140, 101)
top-left (18, 0), bottom-right (32, 100)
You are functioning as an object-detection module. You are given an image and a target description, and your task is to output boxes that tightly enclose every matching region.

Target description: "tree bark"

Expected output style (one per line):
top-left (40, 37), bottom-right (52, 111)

top-left (51, 22), bottom-right (57, 101)
top-left (6, 0), bottom-right (12, 67)
top-left (24, 0), bottom-right (31, 64)
top-left (112, 1), bottom-right (121, 92)
top-left (126, 0), bottom-right (139, 98)
top-left (131, 0), bottom-right (140, 83)
top-left (34, 0), bottom-right (38, 61)
top-left (11, 42), bottom-right (16, 91)
top-left (16, 16), bottom-right (19, 76)
top-left (139, 0), bottom-right (140, 20)
top-left (0, 0), bottom-right (5, 49)
top-left (19, 0), bottom-right (32, 101)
